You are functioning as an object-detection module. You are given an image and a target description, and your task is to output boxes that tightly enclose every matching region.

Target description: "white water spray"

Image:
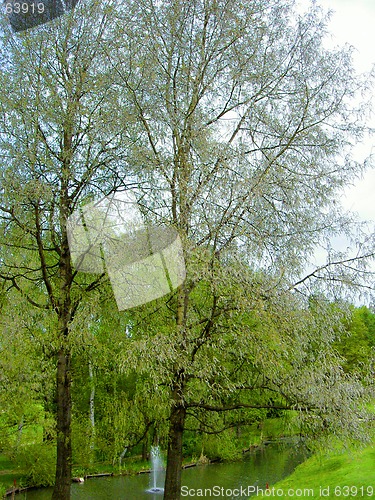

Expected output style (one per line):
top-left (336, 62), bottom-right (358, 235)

top-left (147, 446), bottom-right (164, 494)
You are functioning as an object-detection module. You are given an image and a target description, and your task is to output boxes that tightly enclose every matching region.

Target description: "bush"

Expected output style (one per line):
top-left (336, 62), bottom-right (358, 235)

top-left (15, 443), bottom-right (56, 487)
top-left (182, 432), bottom-right (201, 458)
top-left (72, 417), bottom-right (95, 467)
top-left (0, 483), bottom-right (7, 497)
top-left (202, 430), bottom-right (242, 462)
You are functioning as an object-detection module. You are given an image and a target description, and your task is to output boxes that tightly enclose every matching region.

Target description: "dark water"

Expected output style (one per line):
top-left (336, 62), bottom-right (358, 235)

top-left (16, 440), bottom-right (308, 499)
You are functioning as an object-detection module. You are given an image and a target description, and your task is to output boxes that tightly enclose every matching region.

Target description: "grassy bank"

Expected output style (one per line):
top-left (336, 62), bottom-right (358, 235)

top-left (0, 455), bottom-right (23, 497)
top-left (0, 452), bottom-right (152, 497)
top-left (270, 444), bottom-right (375, 498)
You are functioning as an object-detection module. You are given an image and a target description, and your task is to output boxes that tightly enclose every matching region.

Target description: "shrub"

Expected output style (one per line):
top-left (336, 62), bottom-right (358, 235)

top-left (15, 443), bottom-right (56, 487)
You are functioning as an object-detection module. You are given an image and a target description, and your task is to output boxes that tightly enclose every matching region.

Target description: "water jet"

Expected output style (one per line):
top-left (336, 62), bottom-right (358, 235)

top-left (146, 445), bottom-right (164, 494)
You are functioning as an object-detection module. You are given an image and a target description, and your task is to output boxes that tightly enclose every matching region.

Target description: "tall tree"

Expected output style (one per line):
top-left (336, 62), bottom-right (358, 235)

top-left (0, 2), bottom-right (131, 497)
top-left (108, 0), bottom-right (374, 497)
top-left (1, 1), bottom-right (374, 499)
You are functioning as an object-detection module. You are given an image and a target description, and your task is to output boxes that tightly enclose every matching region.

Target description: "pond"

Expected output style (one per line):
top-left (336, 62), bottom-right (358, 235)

top-left (16, 440), bottom-right (308, 499)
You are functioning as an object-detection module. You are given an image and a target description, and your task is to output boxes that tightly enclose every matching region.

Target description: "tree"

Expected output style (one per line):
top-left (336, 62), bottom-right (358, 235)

top-left (106, 0), bottom-right (374, 497)
top-left (1, 1), bottom-right (374, 499)
top-left (69, 306), bottom-right (170, 468)
top-left (0, 290), bottom-right (54, 453)
top-left (335, 305), bottom-right (375, 374)
top-left (358, 305), bottom-right (375, 347)
top-left (0, 2), bottom-right (132, 497)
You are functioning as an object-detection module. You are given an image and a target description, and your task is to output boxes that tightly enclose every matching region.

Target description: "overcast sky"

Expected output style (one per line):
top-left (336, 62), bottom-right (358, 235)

top-left (299, 0), bottom-right (375, 223)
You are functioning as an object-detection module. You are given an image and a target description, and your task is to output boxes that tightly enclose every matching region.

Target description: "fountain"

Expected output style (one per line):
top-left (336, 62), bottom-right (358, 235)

top-left (146, 445), bottom-right (164, 494)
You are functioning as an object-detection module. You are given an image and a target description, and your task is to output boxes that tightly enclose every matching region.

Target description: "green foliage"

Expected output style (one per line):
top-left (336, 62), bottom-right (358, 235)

top-left (202, 430), bottom-right (242, 462)
top-left (71, 417), bottom-right (95, 468)
top-left (14, 443), bottom-right (56, 487)
top-left (182, 432), bottom-right (201, 458)
top-left (182, 415), bottom-right (296, 462)
top-left (360, 306), bottom-right (375, 346)
top-left (0, 484), bottom-right (7, 497)
top-left (335, 306), bottom-right (375, 374)
top-left (0, 293), bottom-right (55, 461)
top-left (0, 453), bottom-right (24, 496)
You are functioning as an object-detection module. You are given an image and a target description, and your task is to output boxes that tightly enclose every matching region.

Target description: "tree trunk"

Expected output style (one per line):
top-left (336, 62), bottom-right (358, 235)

top-left (142, 439), bottom-right (148, 462)
top-left (17, 416), bottom-right (24, 448)
top-left (52, 153), bottom-right (73, 499)
top-left (163, 279), bottom-right (188, 500)
top-left (163, 400), bottom-right (186, 500)
top-left (52, 348), bottom-right (72, 500)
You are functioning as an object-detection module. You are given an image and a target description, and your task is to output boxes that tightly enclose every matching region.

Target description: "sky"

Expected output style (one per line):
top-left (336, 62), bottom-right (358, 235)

top-left (299, 0), bottom-right (375, 223)
top-left (293, 0), bottom-right (375, 303)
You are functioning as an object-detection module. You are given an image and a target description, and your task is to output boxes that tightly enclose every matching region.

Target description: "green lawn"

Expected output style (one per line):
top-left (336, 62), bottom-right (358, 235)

top-left (0, 454), bottom-right (24, 497)
top-left (269, 445), bottom-right (375, 498)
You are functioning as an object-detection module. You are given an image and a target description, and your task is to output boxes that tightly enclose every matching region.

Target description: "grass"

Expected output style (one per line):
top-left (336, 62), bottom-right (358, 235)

top-left (269, 444), bottom-right (375, 498)
top-left (0, 454), bottom-right (24, 497)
